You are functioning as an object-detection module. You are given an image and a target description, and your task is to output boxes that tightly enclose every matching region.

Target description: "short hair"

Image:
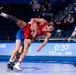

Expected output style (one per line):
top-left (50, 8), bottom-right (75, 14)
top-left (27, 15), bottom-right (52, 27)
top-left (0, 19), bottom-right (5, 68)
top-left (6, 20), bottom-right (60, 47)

top-left (48, 22), bottom-right (55, 29)
top-left (48, 22), bottom-right (54, 26)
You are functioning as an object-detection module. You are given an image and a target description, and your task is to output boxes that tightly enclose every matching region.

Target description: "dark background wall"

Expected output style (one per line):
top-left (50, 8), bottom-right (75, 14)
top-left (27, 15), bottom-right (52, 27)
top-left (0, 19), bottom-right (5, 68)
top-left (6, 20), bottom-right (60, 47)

top-left (0, 0), bottom-right (66, 4)
top-left (0, 0), bottom-right (44, 4)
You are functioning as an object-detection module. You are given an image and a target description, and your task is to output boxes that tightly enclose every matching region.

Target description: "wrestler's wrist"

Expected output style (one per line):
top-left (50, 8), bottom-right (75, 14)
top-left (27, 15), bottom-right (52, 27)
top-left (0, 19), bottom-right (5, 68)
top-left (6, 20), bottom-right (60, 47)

top-left (70, 35), bottom-right (74, 39)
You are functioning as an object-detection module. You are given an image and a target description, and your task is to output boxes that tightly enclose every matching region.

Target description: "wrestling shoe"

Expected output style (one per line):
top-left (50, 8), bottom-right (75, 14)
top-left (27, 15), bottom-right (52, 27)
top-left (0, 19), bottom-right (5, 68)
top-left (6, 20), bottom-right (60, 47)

top-left (0, 7), bottom-right (3, 14)
top-left (13, 64), bottom-right (22, 71)
top-left (7, 62), bottom-right (14, 70)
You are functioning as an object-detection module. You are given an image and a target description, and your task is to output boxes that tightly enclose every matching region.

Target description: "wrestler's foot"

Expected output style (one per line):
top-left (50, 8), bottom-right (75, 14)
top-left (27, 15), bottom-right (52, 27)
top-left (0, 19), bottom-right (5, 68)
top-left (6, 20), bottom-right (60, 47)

top-left (0, 7), bottom-right (3, 14)
top-left (7, 62), bottom-right (14, 70)
top-left (14, 64), bottom-right (22, 71)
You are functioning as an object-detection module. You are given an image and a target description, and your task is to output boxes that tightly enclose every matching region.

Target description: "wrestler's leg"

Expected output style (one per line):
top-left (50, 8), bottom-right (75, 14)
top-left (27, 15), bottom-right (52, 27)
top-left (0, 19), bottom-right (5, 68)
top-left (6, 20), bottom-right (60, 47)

top-left (7, 40), bottom-right (21, 70)
top-left (7, 43), bottom-right (23, 70)
top-left (0, 9), bottom-right (27, 28)
top-left (11, 46), bottom-right (23, 62)
top-left (10, 46), bottom-right (23, 62)
top-left (14, 39), bottom-right (32, 70)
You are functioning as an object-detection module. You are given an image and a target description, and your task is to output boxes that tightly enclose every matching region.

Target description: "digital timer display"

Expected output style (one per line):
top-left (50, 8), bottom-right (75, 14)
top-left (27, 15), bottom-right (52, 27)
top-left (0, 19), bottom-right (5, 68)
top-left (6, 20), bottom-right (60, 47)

top-left (49, 44), bottom-right (71, 56)
top-left (0, 42), bottom-right (76, 56)
top-left (28, 43), bottom-right (76, 56)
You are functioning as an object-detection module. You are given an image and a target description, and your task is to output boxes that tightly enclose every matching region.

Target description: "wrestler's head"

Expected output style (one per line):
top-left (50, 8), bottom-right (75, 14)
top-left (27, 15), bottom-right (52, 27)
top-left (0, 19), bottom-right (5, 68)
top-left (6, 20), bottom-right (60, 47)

top-left (16, 20), bottom-right (26, 28)
top-left (47, 22), bottom-right (55, 31)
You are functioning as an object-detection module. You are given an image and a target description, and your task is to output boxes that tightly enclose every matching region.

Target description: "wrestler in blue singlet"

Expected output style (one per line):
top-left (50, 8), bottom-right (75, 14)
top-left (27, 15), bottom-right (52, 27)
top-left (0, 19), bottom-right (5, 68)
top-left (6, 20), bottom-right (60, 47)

top-left (16, 29), bottom-right (24, 46)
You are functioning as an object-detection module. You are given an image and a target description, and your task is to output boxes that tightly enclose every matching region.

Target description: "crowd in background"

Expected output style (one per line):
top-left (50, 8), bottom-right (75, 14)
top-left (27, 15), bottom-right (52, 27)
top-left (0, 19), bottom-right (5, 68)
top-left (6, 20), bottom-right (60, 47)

top-left (29, 0), bottom-right (76, 38)
top-left (0, 0), bottom-right (76, 41)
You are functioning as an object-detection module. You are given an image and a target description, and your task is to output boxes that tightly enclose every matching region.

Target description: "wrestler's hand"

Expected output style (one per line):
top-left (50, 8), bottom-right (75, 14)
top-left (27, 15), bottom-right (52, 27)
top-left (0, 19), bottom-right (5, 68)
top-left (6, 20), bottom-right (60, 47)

top-left (32, 33), bottom-right (36, 38)
top-left (36, 46), bottom-right (42, 52)
top-left (31, 30), bottom-right (37, 38)
top-left (68, 38), bottom-right (71, 42)
top-left (31, 31), bottom-right (35, 37)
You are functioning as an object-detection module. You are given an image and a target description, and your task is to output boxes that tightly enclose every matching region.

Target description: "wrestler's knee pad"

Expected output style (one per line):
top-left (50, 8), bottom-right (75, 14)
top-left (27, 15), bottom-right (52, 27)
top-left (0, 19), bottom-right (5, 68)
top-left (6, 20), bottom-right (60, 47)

top-left (16, 52), bottom-right (21, 59)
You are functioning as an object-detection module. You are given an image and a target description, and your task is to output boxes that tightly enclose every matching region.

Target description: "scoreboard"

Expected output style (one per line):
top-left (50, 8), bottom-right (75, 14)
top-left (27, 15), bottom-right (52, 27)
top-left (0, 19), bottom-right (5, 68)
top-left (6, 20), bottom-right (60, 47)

top-left (0, 42), bottom-right (76, 56)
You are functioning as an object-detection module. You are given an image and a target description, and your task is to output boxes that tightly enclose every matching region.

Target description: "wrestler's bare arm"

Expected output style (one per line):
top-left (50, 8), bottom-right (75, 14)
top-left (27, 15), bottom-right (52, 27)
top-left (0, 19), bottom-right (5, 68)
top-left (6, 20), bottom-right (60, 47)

top-left (30, 18), bottom-right (38, 37)
top-left (37, 33), bottom-right (52, 52)
top-left (0, 12), bottom-right (27, 28)
top-left (68, 30), bottom-right (76, 42)
top-left (71, 31), bottom-right (76, 37)
top-left (32, 18), bottom-right (47, 24)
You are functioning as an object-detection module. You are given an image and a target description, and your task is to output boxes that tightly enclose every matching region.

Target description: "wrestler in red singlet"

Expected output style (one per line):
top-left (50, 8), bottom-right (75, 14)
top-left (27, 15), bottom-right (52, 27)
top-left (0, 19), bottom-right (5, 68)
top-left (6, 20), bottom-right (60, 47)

top-left (22, 22), bottom-right (49, 38)
top-left (22, 24), bottom-right (32, 39)
top-left (36, 22), bottom-right (48, 37)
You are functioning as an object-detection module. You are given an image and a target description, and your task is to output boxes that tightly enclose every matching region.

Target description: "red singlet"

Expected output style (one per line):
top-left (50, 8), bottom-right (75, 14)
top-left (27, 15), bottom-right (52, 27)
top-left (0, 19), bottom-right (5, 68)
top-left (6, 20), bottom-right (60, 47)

top-left (22, 24), bottom-right (32, 39)
top-left (36, 22), bottom-right (48, 37)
